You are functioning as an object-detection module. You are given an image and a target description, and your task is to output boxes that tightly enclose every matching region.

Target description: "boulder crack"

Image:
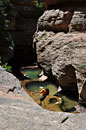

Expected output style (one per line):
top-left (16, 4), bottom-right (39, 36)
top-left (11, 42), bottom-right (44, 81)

top-left (61, 116), bottom-right (69, 123)
top-left (7, 86), bottom-right (16, 93)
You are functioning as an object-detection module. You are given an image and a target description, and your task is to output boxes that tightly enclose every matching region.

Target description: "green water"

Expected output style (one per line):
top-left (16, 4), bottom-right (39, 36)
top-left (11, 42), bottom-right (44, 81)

top-left (25, 80), bottom-right (58, 95)
top-left (21, 68), bottom-right (41, 79)
top-left (21, 67), bottom-right (77, 112)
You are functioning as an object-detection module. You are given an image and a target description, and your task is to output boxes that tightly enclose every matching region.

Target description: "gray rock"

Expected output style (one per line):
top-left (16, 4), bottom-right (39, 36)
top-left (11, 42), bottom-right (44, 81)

top-left (69, 11), bottom-right (86, 32)
top-left (62, 113), bottom-right (86, 130)
top-left (80, 80), bottom-right (86, 105)
top-left (0, 91), bottom-right (71, 130)
top-left (34, 31), bottom-right (86, 99)
top-left (37, 9), bottom-right (72, 32)
top-left (0, 66), bottom-right (21, 94)
top-left (37, 9), bottom-right (86, 33)
top-left (0, 83), bottom-right (86, 130)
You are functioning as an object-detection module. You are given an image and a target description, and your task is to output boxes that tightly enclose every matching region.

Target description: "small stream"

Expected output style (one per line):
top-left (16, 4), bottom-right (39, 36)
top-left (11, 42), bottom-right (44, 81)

top-left (20, 66), bottom-right (78, 113)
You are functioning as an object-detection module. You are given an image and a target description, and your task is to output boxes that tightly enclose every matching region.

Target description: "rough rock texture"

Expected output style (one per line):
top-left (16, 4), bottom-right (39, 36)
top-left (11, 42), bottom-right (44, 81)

top-left (1, 66), bottom-right (86, 130)
top-left (37, 9), bottom-right (86, 33)
top-left (37, 10), bottom-right (72, 32)
top-left (34, 31), bottom-right (86, 98)
top-left (69, 11), bottom-right (86, 32)
top-left (0, 66), bottom-right (21, 93)
top-left (80, 80), bottom-right (86, 106)
top-left (34, 8), bottom-right (86, 104)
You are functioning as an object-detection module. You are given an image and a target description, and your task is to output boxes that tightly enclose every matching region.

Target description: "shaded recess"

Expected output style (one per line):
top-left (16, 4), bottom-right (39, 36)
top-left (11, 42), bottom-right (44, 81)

top-left (8, 6), bottom-right (44, 78)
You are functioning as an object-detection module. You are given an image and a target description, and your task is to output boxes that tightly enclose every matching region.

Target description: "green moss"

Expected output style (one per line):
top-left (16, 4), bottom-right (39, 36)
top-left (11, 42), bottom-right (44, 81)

top-left (34, 0), bottom-right (44, 8)
top-left (59, 96), bottom-right (77, 112)
top-left (2, 62), bottom-right (12, 72)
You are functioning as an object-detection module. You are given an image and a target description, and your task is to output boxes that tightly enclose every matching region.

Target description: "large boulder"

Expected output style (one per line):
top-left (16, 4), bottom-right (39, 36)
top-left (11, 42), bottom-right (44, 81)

top-left (37, 10), bottom-right (72, 32)
top-left (34, 31), bottom-right (86, 99)
top-left (69, 11), bottom-right (86, 32)
top-left (34, 9), bottom-right (86, 102)
top-left (37, 9), bottom-right (86, 33)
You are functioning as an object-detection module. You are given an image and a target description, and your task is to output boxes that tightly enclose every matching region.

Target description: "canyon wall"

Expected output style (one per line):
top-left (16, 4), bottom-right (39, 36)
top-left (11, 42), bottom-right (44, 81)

top-left (34, 2), bottom-right (86, 104)
top-left (0, 0), bottom-right (43, 66)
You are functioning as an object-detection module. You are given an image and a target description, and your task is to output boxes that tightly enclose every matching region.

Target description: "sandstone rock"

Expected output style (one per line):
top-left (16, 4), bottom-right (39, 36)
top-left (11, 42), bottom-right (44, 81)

top-left (80, 80), bottom-right (86, 105)
top-left (69, 11), bottom-right (86, 32)
top-left (37, 9), bottom-right (86, 33)
top-left (39, 75), bottom-right (48, 81)
top-left (0, 90), bottom-right (71, 130)
top-left (0, 66), bottom-right (21, 94)
top-left (37, 9), bottom-right (72, 32)
top-left (34, 31), bottom-right (86, 98)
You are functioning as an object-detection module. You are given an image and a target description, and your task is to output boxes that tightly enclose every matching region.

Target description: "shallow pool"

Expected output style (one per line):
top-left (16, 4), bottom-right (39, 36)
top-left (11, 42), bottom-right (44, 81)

top-left (25, 80), bottom-right (58, 95)
top-left (21, 67), bottom-right (41, 79)
top-left (20, 66), bottom-right (78, 113)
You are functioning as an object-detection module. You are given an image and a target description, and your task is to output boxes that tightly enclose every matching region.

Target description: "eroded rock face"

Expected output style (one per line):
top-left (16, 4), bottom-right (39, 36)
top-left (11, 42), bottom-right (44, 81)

top-left (37, 9), bottom-right (86, 33)
top-left (37, 10), bottom-right (72, 32)
top-left (80, 80), bottom-right (86, 106)
top-left (34, 8), bottom-right (86, 102)
top-left (69, 11), bottom-right (86, 32)
top-left (34, 31), bottom-right (86, 98)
